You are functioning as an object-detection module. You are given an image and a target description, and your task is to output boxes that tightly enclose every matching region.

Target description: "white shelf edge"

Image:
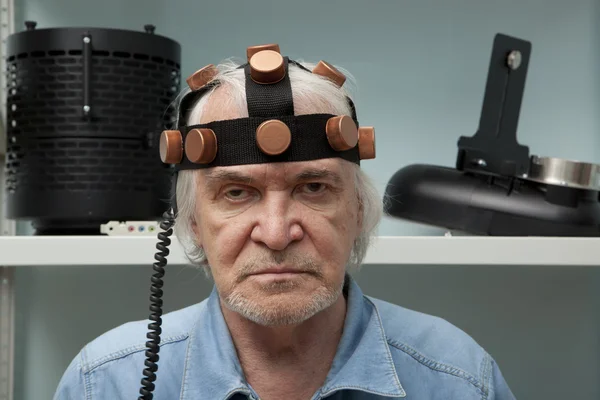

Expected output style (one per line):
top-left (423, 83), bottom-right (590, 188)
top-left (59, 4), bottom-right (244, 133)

top-left (0, 235), bottom-right (599, 267)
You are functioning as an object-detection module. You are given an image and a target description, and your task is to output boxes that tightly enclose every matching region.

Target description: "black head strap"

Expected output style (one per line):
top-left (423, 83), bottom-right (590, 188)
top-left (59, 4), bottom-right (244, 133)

top-left (176, 114), bottom-right (360, 170)
top-left (161, 45), bottom-right (376, 217)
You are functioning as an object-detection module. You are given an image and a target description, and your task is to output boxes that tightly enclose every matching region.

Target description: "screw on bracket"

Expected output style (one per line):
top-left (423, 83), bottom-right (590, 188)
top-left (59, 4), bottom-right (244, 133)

top-left (507, 50), bottom-right (522, 70)
top-left (472, 158), bottom-right (487, 168)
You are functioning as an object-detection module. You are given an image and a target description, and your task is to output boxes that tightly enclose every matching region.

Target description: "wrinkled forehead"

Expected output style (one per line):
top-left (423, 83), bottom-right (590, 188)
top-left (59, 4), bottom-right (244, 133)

top-left (198, 158), bottom-right (354, 188)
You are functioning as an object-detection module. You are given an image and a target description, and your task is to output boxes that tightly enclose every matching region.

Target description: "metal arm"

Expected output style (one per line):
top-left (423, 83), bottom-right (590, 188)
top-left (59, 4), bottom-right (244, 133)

top-left (456, 33), bottom-right (532, 178)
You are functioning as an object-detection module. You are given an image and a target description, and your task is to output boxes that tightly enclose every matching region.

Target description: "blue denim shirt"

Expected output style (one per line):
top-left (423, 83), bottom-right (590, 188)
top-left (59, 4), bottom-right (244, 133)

top-left (54, 275), bottom-right (516, 399)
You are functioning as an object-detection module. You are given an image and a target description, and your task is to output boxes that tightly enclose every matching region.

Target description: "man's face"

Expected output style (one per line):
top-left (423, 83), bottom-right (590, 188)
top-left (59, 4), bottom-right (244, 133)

top-left (192, 158), bottom-right (361, 326)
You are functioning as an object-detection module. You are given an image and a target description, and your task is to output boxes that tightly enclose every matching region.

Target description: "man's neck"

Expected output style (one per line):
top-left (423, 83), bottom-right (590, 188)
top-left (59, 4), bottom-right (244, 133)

top-left (220, 293), bottom-right (347, 398)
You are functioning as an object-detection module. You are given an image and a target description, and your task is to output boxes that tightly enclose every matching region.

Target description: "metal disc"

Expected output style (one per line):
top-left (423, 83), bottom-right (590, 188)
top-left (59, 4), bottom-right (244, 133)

top-left (523, 155), bottom-right (600, 190)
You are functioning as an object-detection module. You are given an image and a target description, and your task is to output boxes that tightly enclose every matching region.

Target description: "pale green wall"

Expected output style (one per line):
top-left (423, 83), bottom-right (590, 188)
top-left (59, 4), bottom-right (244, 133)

top-left (12, 0), bottom-right (600, 399)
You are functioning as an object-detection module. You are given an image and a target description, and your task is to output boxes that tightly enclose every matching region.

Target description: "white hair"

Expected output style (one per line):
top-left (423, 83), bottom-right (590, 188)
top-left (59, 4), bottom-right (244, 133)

top-left (172, 58), bottom-right (382, 274)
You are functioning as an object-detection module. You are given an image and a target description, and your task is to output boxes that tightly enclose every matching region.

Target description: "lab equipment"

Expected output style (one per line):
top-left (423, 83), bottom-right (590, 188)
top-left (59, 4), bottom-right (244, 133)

top-left (384, 33), bottom-right (600, 236)
top-left (4, 22), bottom-right (181, 234)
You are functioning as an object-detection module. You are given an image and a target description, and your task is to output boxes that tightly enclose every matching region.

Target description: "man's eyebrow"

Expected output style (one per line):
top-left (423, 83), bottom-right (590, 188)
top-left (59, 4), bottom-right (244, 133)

top-left (203, 168), bottom-right (343, 185)
top-left (294, 169), bottom-right (343, 184)
top-left (204, 170), bottom-right (253, 184)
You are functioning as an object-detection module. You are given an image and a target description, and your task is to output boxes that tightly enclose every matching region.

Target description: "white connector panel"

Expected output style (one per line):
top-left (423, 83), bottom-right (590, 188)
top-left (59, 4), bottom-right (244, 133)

top-left (100, 221), bottom-right (160, 236)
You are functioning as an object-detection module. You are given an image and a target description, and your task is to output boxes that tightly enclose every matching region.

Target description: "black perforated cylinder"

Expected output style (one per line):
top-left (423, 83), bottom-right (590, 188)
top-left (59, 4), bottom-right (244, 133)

top-left (4, 24), bottom-right (181, 234)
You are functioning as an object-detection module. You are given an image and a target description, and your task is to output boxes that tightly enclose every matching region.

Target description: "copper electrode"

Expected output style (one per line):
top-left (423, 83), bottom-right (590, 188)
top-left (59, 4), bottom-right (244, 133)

top-left (358, 127), bottom-right (376, 159)
top-left (256, 120), bottom-right (292, 155)
top-left (249, 50), bottom-right (286, 84)
top-left (159, 130), bottom-right (183, 164)
top-left (247, 43), bottom-right (281, 62)
top-left (185, 128), bottom-right (218, 164)
top-left (312, 60), bottom-right (346, 87)
top-left (186, 64), bottom-right (218, 91)
top-left (326, 115), bottom-right (358, 151)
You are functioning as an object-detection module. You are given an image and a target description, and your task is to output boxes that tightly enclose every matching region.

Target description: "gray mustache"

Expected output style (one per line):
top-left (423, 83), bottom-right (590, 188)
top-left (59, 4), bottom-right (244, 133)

top-left (236, 251), bottom-right (323, 281)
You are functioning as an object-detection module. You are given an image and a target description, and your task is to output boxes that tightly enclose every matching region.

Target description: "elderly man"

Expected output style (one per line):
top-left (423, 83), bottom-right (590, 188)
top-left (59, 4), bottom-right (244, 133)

top-left (54, 44), bottom-right (515, 400)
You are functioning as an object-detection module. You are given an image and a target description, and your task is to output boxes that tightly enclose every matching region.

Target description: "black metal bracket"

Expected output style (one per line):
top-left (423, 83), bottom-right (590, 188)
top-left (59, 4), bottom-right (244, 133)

top-left (82, 31), bottom-right (92, 120)
top-left (456, 33), bottom-right (532, 177)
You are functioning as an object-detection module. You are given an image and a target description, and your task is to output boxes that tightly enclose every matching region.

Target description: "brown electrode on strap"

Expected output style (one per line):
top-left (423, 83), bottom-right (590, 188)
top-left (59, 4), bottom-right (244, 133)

top-left (312, 61), bottom-right (346, 87)
top-left (326, 115), bottom-right (358, 151)
top-left (256, 120), bottom-right (291, 155)
top-left (358, 127), bottom-right (376, 159)
top-left (186, 64), bottom-right (218, 91)
top-left (159, 130), bottom-right (183, 164)
top-left (249, 50), bottom-right (286, 84)
top-left (185, 128), bottom-right (218, 164)
top-left (247, 44), bottom-right (281, 61)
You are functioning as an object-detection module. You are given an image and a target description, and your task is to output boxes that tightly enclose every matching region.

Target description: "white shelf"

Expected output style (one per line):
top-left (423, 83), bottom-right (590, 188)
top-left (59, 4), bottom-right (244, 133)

top-left (0, 235), bottom-right (599, 267)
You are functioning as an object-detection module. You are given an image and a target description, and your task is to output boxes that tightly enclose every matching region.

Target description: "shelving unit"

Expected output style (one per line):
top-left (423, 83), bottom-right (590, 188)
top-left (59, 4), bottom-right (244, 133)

top-left (0, 5), bottom-right (599, 400)
top-left (0, 0), bottom-right (15, 399)
top-left (0, 235), bottom-right (598, 267)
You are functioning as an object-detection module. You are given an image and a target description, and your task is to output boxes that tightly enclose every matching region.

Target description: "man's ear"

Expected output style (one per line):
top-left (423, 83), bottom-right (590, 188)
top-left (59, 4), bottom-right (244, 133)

top-left (357, 198), bottom-right (364, 232)
top-left (191, 217), bottom-right (203, 247)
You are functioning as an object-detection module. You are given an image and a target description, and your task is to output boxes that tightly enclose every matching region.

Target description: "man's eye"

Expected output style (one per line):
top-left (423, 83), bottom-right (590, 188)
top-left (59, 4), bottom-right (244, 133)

top-left (302, 183), bottom-right (326, 193)
top-left (225, 189), bottom-right (249, 200)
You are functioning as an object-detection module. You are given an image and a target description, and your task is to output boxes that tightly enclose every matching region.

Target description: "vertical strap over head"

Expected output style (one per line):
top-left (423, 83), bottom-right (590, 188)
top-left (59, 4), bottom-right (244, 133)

top-left (245, 55), bottom-right (295, 117)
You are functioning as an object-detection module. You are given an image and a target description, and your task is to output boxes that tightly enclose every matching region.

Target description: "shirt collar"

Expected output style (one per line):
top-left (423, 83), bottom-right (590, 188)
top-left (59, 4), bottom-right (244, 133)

top-left (179, 274), bottom-right (406, 399)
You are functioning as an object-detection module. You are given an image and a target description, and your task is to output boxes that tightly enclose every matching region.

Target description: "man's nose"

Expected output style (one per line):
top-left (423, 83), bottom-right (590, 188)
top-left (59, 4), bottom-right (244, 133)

top-left (250, 194), bottom-right (304, 251)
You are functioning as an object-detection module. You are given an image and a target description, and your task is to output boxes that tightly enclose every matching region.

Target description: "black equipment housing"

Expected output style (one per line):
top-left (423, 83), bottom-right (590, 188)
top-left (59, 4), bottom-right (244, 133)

top-left (384, 33), bottom-right (600, 236)
top-left (4, 22), bottom-right (181, 234)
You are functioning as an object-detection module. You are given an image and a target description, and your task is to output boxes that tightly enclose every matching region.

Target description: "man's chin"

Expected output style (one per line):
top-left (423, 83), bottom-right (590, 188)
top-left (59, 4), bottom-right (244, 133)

top-left (223, 285), bottom-right (342, 326)
top-left (231, 303), bottom-right (324, 326)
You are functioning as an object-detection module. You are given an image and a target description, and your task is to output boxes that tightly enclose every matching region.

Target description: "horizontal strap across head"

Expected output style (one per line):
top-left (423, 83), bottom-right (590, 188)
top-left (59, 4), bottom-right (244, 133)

top-left (169, 114), bottom-right (362, 170)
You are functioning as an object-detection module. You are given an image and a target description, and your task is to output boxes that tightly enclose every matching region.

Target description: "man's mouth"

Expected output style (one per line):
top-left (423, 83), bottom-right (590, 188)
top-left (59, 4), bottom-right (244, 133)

top-left (250, 266), bottom-right (306, 275)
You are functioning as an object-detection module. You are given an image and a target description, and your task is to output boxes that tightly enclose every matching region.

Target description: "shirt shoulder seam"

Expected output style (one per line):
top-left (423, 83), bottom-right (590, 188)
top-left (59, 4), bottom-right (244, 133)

top-left (80, 348), bottom-right (92, 400)
top-left (480, 351), bottom-right (493, 400)
top-left (361, 296), bottom-right (407, 395)
top-left (82, 333), bottom-right (189, 374)
top-left (386, 333), bottom-right (488, 397)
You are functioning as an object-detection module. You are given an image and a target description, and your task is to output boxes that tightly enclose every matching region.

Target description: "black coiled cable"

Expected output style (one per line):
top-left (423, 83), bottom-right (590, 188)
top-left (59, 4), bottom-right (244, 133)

top-left (138, 208), bottom-right (175, 400)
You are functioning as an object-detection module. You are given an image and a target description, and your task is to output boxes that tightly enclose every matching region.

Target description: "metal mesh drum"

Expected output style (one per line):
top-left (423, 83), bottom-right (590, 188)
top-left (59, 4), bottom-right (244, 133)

top-left (4, 22), bottom-right (181, 234)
